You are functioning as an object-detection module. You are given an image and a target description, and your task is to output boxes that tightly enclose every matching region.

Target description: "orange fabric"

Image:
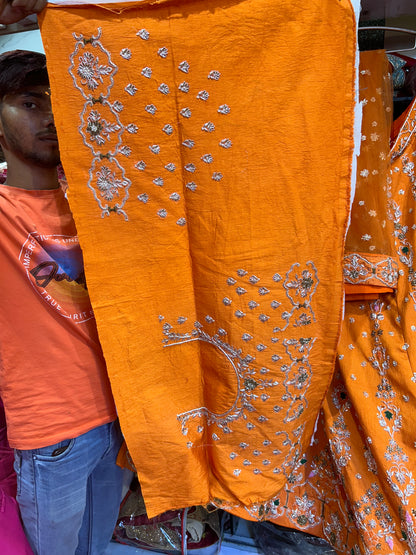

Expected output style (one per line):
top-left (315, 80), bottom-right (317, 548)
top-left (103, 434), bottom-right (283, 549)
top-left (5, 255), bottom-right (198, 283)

top-left (39, 0), bottom-right (357, 517)
top-left (344, 283), bottom-right (393, 300)
top-left (227, 56), bottom-right (416, 554)
top-left (342, 51), bottom-right (398, 305)
top-left (346, 51), bottom-right (394, 257)
top-left (0, 185), bottom-right (116, 449)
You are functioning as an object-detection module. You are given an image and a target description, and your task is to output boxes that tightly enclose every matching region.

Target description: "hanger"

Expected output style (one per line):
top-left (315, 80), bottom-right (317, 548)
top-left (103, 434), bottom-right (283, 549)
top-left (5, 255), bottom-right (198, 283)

top-left (358, 26), bottom-right (416, 53)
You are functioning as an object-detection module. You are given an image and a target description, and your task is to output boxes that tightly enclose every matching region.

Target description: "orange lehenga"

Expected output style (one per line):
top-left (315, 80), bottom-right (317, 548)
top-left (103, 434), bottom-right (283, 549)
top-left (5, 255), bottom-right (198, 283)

top-left (39, 0), bottom-right (358, 519)
top-left (249, 52), bottom-right (416, 555)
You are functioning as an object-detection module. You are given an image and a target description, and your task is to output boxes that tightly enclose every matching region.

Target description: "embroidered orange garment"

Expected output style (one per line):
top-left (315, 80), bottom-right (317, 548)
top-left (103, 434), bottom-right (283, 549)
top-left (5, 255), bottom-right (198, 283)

top-left (39, 0), bottom-right (357, 517)
top-left (236, 53), bottom-right (416, 554)
top-left (343, 50), bottom-right (397, 301)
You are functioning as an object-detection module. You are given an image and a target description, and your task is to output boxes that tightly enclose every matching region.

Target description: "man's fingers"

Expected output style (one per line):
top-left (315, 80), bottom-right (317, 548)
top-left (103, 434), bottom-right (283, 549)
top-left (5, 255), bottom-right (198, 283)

top-left (0, 0), bottom-right (47, 23)
top-left (11, 0), bottom-right (47, 13)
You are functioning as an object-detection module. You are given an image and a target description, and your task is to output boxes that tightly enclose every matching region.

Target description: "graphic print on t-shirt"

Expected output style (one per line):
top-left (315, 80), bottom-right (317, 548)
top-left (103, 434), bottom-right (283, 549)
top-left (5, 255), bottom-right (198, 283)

top-left (19, 232), bottom-right (94, 323)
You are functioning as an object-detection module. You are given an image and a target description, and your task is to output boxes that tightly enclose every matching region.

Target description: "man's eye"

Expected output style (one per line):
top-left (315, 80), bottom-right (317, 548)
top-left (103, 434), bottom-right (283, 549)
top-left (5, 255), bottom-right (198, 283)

top-left (23, 102), bottom-right (37, 109)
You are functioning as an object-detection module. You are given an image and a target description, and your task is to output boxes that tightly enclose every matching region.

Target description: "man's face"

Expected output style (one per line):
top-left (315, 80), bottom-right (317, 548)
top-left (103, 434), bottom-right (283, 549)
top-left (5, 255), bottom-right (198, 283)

top-left (0, 84), bottom-right (60, 168)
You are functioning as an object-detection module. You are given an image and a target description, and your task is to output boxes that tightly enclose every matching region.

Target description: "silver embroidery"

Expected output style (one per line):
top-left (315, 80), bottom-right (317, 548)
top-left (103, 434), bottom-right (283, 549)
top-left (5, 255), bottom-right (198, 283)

top-left (112, 101), bottom-right (123, 112)
top-left (136, 29), bottom-right (150, 40)
top-left (165, 163), bottom-right (176, 172)
top-left (76, 50), bottom-right (114, 91)
top-left (137, 193), bottom-right (149, 203)
top-left (202, 122), bottom-right (215, 132)
top-left (120, 48), bottom-right (132, 60)
top-left (259, 314), bottom-right (270, 323)
top-left (182, 139), bottom-right (195, 149)
top-left (157, 208), bottom-right (167, 218)
top-left (141, 67), bottom-right (152, 78)
top-left (197, 90), bottom-right (210, 101)
top-left (135, 161), bottom-right (146, 171)
top-left (85, 110), bottom-right (121, 146)
top-left (179, 81), bottom-right (190, 93)
top-left (163, 124), bottom-right (174, 136)
top-left (170, 193), bottom-right (180, 201)
top-left (145, 104), bottom-right (157, 115)
top-left (124, 83), bottom-right (137, 96)
top-left (95, 166), bottom-right (127, 201)
top-left (126, 124), bottom-right (138, 134)
top-left (201, 154), bottom-right (213, 164)
top-left (185, 164), bottom-right (196, 173)
top-left (158, 47), bottom-right (168, 58)
top-left (149, 145), bottom-right (160, 154)
top-left (212, 172), bottom-right (223, 181)
top-left (208, 70), bottom-right (221, 80)
top-left (218, 104), bottom-right (230, 114)
top-left (177, 218), bottom-right (186, 226)
top-left (153, 177), bottom-right (164, 187)
top-left (163, 322), bottom-right (279, 438)
top-left (180, 107), bottom-right (192, 118)
top-left (119, 146), bottom-right (131, 156)
top-left (186, 182), bottom-right (197, 191)
top-left (158, 83), bottom-right (170, 95)
top-left (179, 61), bottom-right (190, 73)
top-left (219, 139), bottom-right (232, 149)
top-left (70, 28), bottom-right (130, 219)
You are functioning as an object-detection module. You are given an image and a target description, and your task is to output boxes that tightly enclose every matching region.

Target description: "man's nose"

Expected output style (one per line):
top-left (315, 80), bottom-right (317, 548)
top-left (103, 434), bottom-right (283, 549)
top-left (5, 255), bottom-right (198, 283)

top-left (44, 110), bottom-right (56, 128)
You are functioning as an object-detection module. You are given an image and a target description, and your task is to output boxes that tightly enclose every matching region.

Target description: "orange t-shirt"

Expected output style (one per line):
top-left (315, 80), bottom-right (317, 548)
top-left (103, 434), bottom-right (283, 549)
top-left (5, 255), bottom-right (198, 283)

top-left (0, 184), bottom-right (116, 449)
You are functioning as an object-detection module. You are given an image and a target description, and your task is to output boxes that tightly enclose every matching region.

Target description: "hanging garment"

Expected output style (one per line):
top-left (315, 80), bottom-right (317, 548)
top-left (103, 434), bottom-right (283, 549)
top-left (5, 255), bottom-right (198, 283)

top-left (236, 52), bottom-right (416, 555)
top-left (39, 0), bottom-right (358, 518)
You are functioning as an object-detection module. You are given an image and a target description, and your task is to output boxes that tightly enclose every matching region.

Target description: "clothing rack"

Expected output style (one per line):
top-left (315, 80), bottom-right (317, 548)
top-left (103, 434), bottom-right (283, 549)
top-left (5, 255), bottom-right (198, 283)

top-left (359, 26), bottom-right (416, 36)
top-left (358, 26), bottom-right (416, 53)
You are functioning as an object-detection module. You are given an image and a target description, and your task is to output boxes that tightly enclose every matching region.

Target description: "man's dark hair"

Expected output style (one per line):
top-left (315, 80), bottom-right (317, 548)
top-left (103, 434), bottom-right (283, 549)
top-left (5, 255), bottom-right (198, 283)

top-left (0, 50), bottom-right (49, 100)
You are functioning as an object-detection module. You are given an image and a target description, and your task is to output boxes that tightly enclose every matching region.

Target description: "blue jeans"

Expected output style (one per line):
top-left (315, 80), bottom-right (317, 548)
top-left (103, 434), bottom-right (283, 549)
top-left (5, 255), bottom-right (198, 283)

top-left (14, 420), bottom-right (124, 555)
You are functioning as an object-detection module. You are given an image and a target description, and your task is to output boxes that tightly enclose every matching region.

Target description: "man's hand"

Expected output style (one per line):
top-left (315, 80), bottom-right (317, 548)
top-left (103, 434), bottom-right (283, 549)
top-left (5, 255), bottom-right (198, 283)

top-left (0, 0), bottom-right (47, 25)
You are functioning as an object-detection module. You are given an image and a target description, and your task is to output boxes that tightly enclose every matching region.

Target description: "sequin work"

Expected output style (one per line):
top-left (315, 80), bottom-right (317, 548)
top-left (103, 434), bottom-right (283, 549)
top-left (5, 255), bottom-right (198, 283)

top-left (227, 51), bottom-right (416, 555)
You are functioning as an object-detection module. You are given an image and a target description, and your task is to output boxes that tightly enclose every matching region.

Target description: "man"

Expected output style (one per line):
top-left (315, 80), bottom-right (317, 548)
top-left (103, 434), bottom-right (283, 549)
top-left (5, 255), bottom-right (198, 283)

top-left (0, 50), bottom-right (123, 554)
top-left (0, 0), bottom-right (46, 24)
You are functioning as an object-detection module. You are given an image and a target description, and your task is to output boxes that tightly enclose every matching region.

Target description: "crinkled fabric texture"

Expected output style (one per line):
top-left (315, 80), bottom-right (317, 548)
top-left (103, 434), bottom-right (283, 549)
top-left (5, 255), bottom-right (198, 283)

top-left (39, 0), bottom-right (357, 518)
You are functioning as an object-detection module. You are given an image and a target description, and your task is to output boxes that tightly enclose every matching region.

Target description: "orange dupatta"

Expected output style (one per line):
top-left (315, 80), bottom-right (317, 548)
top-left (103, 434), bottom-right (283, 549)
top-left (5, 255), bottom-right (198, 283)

top-left (39, 0), bottom-right (357, 518)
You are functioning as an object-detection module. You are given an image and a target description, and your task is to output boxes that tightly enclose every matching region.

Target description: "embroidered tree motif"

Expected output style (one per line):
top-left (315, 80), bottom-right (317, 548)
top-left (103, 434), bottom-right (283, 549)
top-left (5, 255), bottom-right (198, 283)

top-left (96, 166), bottom-right (126, 201)
top-left (86, 110), bottom-right (120, 146)
top-left (77, 51), bottom-right (113, 91)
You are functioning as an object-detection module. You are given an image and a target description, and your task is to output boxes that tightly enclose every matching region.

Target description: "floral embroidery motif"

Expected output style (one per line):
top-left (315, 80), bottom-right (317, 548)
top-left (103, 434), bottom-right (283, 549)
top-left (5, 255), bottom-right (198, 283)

top-left (343, 253), bottom-right (399, 287)
top-left (160, 261), bottom-right (319, 481)
top-left (76, 50), bottom-right (113, 91)
top-left (69, 27), bottom-right (232, 226)
top-left (69, 28), bottom-right (130, 219)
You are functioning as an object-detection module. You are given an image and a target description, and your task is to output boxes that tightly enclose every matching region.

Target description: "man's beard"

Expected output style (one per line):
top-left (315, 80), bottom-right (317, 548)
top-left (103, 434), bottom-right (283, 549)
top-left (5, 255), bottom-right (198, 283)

top-left (3, 123), bottom-right (61, 169)
top-left (21, 148), bottom-right (61, 169)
